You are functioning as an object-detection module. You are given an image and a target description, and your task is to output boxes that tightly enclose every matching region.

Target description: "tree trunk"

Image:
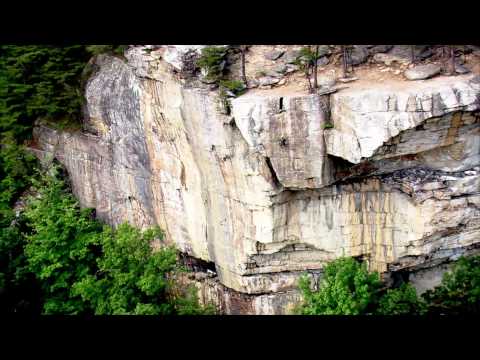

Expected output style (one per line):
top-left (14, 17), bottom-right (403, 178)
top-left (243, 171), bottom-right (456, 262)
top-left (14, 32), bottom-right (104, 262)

top-left (313, 45), bottom-right (319, 89)
top-left (240, 46), bottom-right (247, 86)
top-left (449, 46), bottom-right (456, 75)
top-left (410, 45), bottom-right (415, 64)
top-left (341, 45), bottom-right (348, 78)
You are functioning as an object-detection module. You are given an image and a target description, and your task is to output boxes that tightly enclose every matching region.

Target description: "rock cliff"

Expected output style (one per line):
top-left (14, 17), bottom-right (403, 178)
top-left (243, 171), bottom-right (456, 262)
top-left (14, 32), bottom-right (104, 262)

top-left (32, 46), bottom-right (480, 314)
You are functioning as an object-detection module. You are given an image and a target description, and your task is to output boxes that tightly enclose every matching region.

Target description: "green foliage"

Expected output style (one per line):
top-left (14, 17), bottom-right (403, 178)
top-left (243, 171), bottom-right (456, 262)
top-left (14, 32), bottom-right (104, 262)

top-left (0, 213), bottom-right (41, 313)
top-left (298, 257), bottom-right (383, 315)
top-left (422, 255), bottom-right (480, 315)
top-left (219, 79), bottom-right (246, 96)
top-left (23, 165), bottom-right (103, 314)
top-left (0, 46), bottom-right (93, 131)
top-left (0, 45), bottom-right (214, 315)
top-left (196, 46), bottom-right (227, 82)
top-left (377, 283), bottom-right (427, 315)
top-left (173, 285), bottom-right (217, 315)
top-left (323, 123), bottom-right (334, 129)
top-left (72, 223), bottom-right (178, 315)
top-left (4, 164), bottom-right (213, 315)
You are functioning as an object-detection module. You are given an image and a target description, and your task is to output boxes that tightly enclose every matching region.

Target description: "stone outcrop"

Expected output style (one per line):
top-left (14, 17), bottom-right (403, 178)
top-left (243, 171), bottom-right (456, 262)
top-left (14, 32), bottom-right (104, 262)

top-left (32, 46), bottom-right (480, 314)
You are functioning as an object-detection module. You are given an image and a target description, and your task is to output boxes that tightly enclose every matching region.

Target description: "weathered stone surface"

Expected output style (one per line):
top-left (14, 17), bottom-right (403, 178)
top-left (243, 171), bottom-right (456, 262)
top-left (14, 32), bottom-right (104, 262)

top-left (316, 56), bottom-right (329, 67)
top-left (231, 93), bottom-right (334, 189)
top-left (350, 45), bottom-right (369, 65)
top-left (325, 74), bottom-right (480, 164)
top-left (317, 73), bottom-right (336, 88)
top-left (265, 50), bottom-right (285, 61)
top-left (455, 63), bottom-right (470, 74)
top-left (32, 46), bottom-right (480, 313)
top-left (390, 45), bottom-right (433, 61)
top-left (283, 50), bottom-right (301, 64)
top-left (258, 76), bottom-right (280, 86)
top-left (404, 64), bottom-right (441, 80)
top-left (368, 45), bottom-right (394, 55)
top-left (374, 53), bottom-right (410, 66)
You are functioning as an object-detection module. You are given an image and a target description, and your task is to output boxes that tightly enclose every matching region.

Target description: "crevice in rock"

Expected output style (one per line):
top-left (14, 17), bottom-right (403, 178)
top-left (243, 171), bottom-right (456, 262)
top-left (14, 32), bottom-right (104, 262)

top-left (265, 156), bottom-right (281, 187)
top-left (179, 252), bottom-right (217, 274)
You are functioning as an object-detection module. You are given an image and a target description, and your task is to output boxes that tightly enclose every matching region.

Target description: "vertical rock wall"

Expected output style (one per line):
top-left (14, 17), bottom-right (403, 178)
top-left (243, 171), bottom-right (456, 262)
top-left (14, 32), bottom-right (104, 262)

top-left (32, 48), bottom-right (480, 314)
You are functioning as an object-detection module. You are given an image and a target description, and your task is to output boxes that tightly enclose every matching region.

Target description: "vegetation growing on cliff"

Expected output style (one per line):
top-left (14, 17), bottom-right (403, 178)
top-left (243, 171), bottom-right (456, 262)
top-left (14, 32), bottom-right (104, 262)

top-left (1, 164), bottom-right (214, 314)
top-left (196, 46), bottom-right (228, 82)
top-left (297, 256), bottom-right (480, 315)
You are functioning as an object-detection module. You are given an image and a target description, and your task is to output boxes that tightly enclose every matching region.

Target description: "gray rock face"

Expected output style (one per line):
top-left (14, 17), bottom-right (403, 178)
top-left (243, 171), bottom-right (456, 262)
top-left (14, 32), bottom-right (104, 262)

top-left (349, 45), bottom-right (369, 65)
top-left (265, 50), bottom-right (285, 61)
top-left (390, 45), bottom-right (433, 61)
top-left (316, 56), bottom-right (329, 67)
top-left (273, 64), bottom-right (288, 74)
top-left (368, 45), bottom-right (394, 55)
top-left (283, 50), bottom-right (301, 64)
top-left (325, 74), bottom-right (480, 163)
top-left (316, 45), bottom-right (330, 57)
top-left (32, 46), bottom-right (480, 314)
top-left (404, 64), bottom-right (442, 80)
top-left (455, 63), bottom-right (470, 74)
top-left (316, 73), bottom-right (336, 88)
top-left (258, 76), bottom-right (280, 86)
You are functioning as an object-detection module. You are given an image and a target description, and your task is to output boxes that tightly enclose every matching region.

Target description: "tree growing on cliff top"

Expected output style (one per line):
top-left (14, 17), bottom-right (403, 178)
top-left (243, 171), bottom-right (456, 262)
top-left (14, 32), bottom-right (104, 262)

top-left (295, 46), bottom-right (324, 93)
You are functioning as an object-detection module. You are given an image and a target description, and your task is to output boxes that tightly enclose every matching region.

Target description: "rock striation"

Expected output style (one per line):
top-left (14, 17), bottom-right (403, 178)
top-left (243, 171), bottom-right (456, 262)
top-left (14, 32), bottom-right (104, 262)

top-left (32, 46), bottom-right (480, 314)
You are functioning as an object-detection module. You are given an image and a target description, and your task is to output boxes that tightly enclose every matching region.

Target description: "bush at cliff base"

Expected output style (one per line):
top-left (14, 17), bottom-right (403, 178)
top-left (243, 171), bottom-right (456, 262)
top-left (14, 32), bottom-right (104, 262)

top-left (1, 164), bottom-right (214, 315)
top-left (296, 255), bottom-right (480, 315)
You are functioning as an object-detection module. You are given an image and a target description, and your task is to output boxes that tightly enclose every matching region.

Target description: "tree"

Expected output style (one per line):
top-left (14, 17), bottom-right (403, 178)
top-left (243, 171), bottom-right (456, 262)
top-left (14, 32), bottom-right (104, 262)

top-left (313, 45), bottom-right (320, 90)
top-left (297, 257), bottom-right (383, 315)
top-left (422, 255), bottom-right (480, 315)
top-left (377, 283), bottom-right (427, 315)
top-left (239, 45), bottom-right (248, 86)
top-left (196, 46), bottom-right (228, 83)
top-left (23, 165), bottom-right (103, 314)
top-left (295, 46), bottom-right (324, 93)
top-left (341, 45), bottom-right (352, 79)
top-left (448, 45), bottom-right (456, 75)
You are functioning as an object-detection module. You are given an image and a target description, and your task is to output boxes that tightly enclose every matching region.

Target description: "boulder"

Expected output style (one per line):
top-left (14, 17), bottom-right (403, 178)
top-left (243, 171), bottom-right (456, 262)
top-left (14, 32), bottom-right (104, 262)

top-left (247, 79), bottom-right (259, 88)
top-left (316, 45), bottom-right (330, 57)
top-left (273, 64), bottom-right (288, 74)
top-left (317, 74), bottom-right (336, 88)
top-left (373, 53), bottom-right (410, 66)
top-left (390, 45), bottom-right (433, 61)
top-left (349, 45), bottom-right (369, 65)
top-left (455, 63), bottom-right (470, 74)
top-left (316, 56), bottom-right (329, 67)
top-left (404, 64), bottom-right (441, 80)
top-left (258, 76), bottom-right (280, 86)
top-left (265, 50), bottom-right (285, 61)
top-left (285, 64), bottom-right (299, 73)
top-left (368, 45), bottom-right (393, 55)
top-left (284, 50), bottom-right (301, 64)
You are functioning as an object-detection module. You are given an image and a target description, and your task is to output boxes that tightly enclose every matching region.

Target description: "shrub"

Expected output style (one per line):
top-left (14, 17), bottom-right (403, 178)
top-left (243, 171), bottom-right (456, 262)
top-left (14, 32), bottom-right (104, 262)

top-left (422, 255), bottom-right (480, 315)
top-left (196, 46), bottom-right (227, 82)
top-left (17, 164), bottom-right (214, 315)
top-left (297, 257), bottom-right (383, 315)
top-left (377, 283), bottom-right (427, 315)
top-left (219, 79), bottom-right (246, 96)
top-left (23, 165), bottom-right (103, 314)
top-left (323, 123), bottom-right (334, 129)
top-left (72, 223), bottom-right (180, 315)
